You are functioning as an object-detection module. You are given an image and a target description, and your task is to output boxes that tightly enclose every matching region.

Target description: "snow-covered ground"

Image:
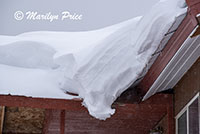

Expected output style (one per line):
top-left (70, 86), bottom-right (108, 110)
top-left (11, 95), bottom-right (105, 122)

top-left (0, 0), bottom-right (186, 120)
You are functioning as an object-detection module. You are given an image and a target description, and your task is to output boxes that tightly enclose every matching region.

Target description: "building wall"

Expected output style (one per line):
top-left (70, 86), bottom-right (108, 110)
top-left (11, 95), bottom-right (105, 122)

top-left (152, 57), bottom-right (200, 134)
top-left (174, 57), bottom-right (200, 116)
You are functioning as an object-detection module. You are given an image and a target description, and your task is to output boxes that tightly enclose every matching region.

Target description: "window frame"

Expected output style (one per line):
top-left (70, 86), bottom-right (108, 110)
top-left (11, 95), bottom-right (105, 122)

top-left (175, 92), bottom-right (200, 134)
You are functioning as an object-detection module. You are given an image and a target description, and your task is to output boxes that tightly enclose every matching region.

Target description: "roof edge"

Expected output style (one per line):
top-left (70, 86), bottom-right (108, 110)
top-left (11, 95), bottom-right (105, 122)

top-left (143, 26), bottom-right (200, 100)
top-left (137, 1), bottom-right (200, 100)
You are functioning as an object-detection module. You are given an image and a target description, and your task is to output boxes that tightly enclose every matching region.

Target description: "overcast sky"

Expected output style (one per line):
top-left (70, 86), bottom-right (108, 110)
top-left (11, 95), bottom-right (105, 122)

top-left (0, 0), bottom-right (159, 35)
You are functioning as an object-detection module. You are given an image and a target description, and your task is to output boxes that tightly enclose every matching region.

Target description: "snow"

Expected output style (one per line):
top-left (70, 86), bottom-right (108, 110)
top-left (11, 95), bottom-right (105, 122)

top-left (0, 0), bottom-right (186, 120)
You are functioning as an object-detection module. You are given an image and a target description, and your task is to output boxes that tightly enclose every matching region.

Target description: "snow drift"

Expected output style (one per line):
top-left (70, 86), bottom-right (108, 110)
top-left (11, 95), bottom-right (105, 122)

top-left (0, 0), bottom-right (186, 120)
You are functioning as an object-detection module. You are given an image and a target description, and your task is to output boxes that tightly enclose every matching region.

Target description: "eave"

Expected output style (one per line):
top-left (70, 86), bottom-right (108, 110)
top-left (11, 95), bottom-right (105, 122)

top-left (137, 0), bottom-right (200, 100)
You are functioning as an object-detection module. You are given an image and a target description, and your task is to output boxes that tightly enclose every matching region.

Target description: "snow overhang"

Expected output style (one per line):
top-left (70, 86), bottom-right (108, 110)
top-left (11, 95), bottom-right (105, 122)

top-left (132, 13), bottom-right (186, 87)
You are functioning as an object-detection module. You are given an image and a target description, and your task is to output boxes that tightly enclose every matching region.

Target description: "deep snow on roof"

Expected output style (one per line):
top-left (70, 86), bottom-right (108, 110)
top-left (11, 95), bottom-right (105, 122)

top-left (0, 0), bottom-right (186, 120)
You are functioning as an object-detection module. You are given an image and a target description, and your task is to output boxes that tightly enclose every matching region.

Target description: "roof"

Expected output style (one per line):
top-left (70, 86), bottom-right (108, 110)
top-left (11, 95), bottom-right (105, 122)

top-left (0, 0), bottom-right (199, 120)
top-left (138, 0), bottom-right (200, 100)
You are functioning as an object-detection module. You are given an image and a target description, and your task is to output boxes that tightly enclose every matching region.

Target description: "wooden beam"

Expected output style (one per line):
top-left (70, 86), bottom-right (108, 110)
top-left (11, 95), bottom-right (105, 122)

top-left (0, 106), bottom-right (5, 134)
top-left (167, 96), bottom-right (175, 134)
top-left (186, 0), bottom-right (200, 16)
top-left (0, 93), bottom-right (172, 111)
top-left (186, 0), bottom-right (200, 6)
top-left (0, 95), bottom-right (84, 111)
top-left (60, 110), bottom-right (65, 134)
